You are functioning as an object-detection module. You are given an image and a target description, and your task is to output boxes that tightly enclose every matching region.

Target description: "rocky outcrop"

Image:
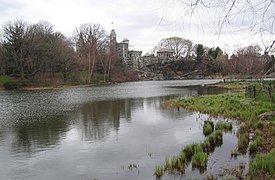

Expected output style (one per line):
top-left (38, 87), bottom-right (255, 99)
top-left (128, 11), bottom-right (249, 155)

top-left (258, 111), bottom-right (275, 120)
top-left (138, 59), bottom-right (217, 80)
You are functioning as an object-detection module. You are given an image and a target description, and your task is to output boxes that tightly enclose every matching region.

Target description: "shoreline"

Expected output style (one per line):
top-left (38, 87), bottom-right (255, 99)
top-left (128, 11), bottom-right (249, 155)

top-left (168, 82), bottom-right (275, 179)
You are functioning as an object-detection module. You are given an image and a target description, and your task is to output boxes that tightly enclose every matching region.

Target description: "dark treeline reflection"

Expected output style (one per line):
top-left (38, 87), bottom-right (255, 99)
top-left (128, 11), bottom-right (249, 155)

top-left (74, 95), bottom-right (194, 142)
top-left (10, 115), bottom-right (70, 154)
top-left (78, 100), bottom-right (131, 141)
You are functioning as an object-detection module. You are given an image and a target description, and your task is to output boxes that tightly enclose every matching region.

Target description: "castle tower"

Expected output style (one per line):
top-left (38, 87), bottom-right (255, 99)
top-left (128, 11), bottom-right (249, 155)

top-left (110, 29), bottom-right (118, 58)
top-left (110, 29), bottom-right (117, 47)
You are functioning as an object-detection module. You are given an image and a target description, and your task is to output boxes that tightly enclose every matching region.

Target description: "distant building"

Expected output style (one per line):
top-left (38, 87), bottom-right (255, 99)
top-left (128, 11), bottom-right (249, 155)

top-left (110, 29), bottom-right (142, 69)
top-left (156, 48), bottom-right (174, 59)
top-left (129, 50), bottom-right (142, 68)
top-left (117, 38), bottom-right (129, 63)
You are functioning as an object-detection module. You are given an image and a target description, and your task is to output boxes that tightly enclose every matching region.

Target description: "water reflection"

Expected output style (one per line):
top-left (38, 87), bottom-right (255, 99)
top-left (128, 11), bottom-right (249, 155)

top-left (1, 80), bottom-right (239, 180)
top-left (0, 84), bottom-right (229, 155)
top-left (78, 100), bottom-right (125, 141)
top-left (10, 115), bottom-right (70, 154)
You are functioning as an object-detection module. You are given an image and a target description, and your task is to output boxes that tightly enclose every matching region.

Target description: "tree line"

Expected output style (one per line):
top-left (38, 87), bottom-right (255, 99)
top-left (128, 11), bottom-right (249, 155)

top-left (0, 20), bottom-right (274, 87)
top-left (0, 20), bottom-right (127, 85)
top-left (154, 36), bottom-right (275, 75)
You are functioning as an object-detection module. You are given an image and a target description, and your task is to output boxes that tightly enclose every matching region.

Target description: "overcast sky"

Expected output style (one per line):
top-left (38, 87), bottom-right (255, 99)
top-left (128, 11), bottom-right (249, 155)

top-left (0, 0), bottom-right (274, 54)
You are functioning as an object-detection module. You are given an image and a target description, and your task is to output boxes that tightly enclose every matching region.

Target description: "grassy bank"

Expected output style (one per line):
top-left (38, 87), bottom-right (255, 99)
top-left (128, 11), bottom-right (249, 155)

top-left (171, 92), bottom-right (274, 121)
top-left (169, 82), bottom-right (275, 179)
top-left (0, 72), bottom-right (113, 90)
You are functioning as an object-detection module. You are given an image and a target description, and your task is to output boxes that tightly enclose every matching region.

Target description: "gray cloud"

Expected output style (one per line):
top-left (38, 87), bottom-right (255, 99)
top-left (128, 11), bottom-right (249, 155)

top-left (0, 0), bottom-right (25, 14)
top-left (0, 0), bottom-right (274, 54)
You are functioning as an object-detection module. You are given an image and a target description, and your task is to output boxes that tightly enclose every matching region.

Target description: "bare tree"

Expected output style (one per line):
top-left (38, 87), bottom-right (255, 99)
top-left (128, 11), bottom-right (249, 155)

top-left (25, 21), bottom-right (55, 76)
top-left (159, 0), bottom-right (275, 35)
top-left (225, 45), bottom-right (265, 75)
top-left (158, 37), bottom-right (193, 57)
top-left (74, 23), bottom-right (107, 83)
top-left (0, 42), bottom-right (5, 75)
top-left (55, 33), bottom-right (77, 82)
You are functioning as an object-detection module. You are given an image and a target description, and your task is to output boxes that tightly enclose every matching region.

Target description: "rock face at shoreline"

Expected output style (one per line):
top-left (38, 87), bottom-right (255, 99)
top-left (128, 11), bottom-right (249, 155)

top-left (137, 60), bottom-right (219, 80)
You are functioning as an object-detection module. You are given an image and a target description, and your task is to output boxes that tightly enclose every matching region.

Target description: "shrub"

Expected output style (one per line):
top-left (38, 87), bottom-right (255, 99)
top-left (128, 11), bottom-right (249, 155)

top-left (3, 80), bottom-right (26, 90)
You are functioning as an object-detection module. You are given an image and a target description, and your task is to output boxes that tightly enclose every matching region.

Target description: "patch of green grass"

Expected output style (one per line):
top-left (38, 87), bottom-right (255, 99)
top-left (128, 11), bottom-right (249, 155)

top-left (191, 151), bottom-right (208, 168)
top-left (178, 152), bottom-right (186, 164)
top-left (217, 81), bottom-right (259, 89)
top-left (201, 138), bottom-right (212, 153)
top-left (203, 121), bottom-right (214, 136)
top-left (171, 92), bottom-right (275, 122)
top-left (249, 142), bottom-right (258, 155)
top-left (238, 132), bottom-right (249, 154)
top-left (248, 149), bottom-right (275, 179)
top-left (154, 165), bottom-right (163, 179)
top-left (254, 130), bottom-right (263, 139)
top-left (252, 120), bottom-right (264, 131)
top-left (205, 131), bottom-right (223, 147)
top-left (183, 144), bottom-right (195, 160)
top-left (272, 127), bottom-right (275, 136)
top-left (165, 156), bottom-right (185, 175)
top-left (215, 121), bottom-right (233, 131)
top-left (238, 123), bottom-right (250, 135)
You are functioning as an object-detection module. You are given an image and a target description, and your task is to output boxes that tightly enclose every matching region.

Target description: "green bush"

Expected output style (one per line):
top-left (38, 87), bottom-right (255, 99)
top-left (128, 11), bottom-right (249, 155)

top-left (0, 75), bottom-right (15, 86)
top-left (3, 80), bottom-right (26, 90)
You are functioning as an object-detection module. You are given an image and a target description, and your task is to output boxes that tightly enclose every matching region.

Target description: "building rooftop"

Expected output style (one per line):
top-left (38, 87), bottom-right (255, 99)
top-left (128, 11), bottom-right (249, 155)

top-left (157, 48), bottom-right (174, 53)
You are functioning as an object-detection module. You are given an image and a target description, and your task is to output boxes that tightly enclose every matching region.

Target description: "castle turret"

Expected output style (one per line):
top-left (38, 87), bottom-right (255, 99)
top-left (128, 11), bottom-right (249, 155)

top-left (110, 29), bottom-right (117, 55)
top-left (110, 29), bottom-right (117, 44)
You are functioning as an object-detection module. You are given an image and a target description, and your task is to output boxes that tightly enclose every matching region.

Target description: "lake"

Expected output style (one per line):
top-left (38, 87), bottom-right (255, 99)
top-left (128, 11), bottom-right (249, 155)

top-left (0, 80), bottom-right (248, 179)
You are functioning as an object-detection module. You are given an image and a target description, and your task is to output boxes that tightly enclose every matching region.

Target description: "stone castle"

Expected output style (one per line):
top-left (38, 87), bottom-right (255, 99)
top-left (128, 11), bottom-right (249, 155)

top-left (110, 29), bottom-right (177, 70)
top-left (110, 29), bottom-right (142, 69)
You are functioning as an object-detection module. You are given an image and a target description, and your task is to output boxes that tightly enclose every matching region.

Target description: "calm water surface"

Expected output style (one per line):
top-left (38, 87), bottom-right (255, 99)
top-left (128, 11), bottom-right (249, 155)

top-left (0, 80), bottom-right (246, 179)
